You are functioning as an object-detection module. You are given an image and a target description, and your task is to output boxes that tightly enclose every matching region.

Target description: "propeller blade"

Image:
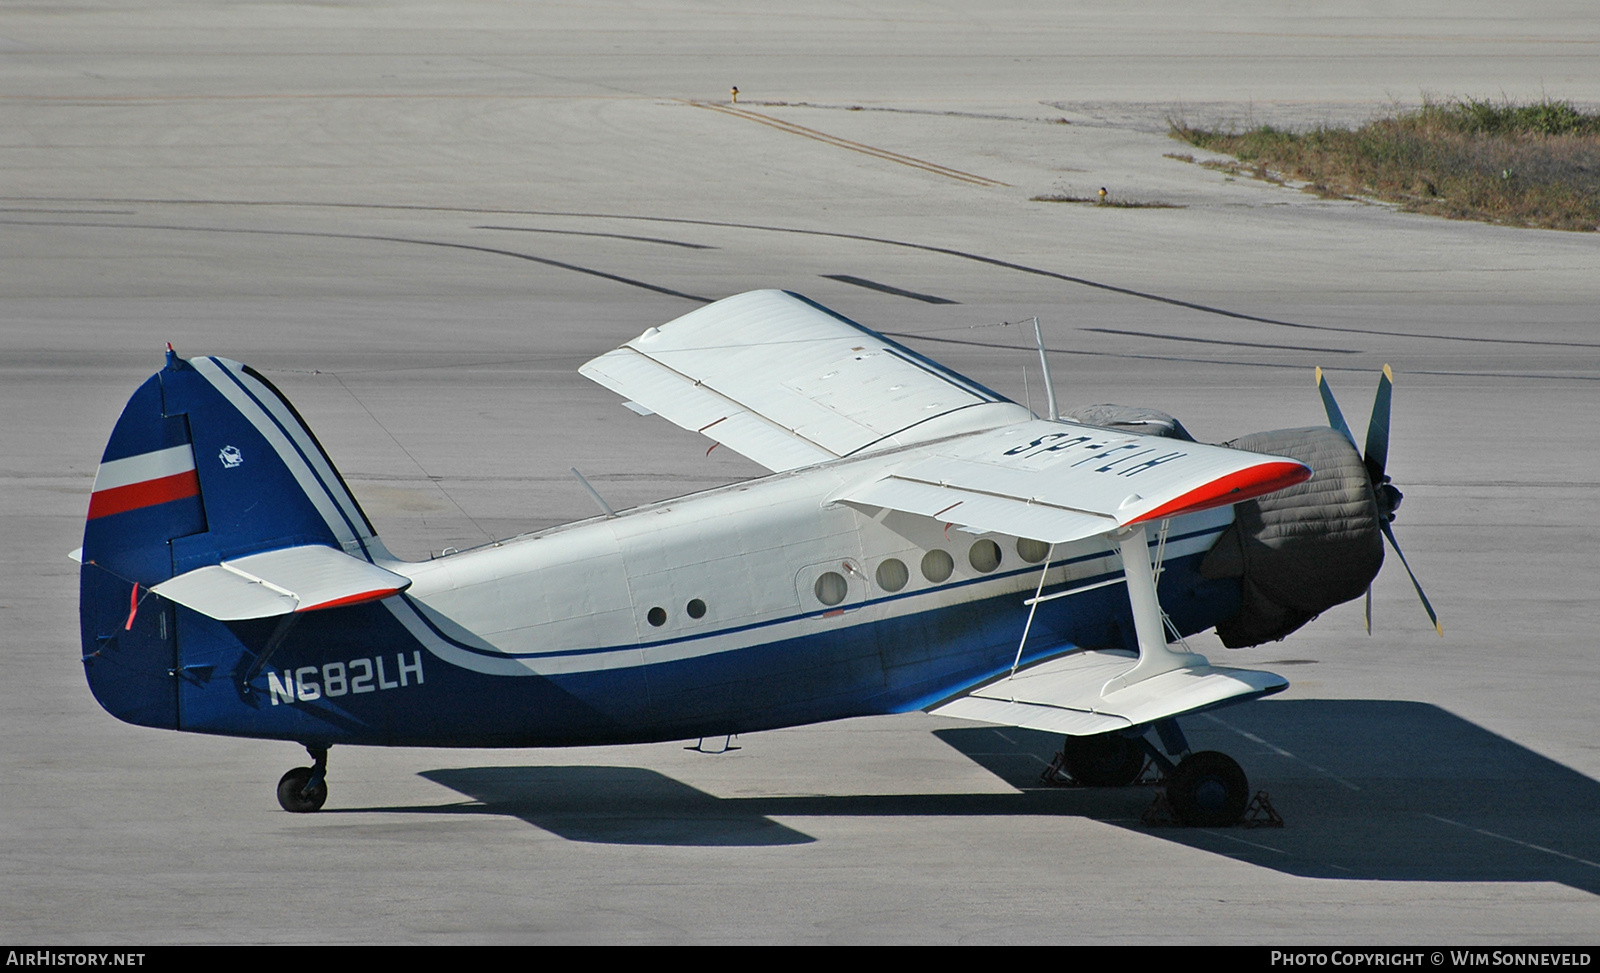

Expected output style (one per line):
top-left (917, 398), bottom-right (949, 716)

top-left (1364, 585), bottom-right (1372, 635)
top-left (1315, 366), bottom-right (1358, 449)
top-left (1380, 520), bottom-right (1442, 636)
top-left (1364, 364), bottom-right (1394, 479)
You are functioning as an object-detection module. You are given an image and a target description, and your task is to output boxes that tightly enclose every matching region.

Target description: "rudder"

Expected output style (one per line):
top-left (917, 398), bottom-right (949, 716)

top-left (80, 350), bottom-right (383, 728)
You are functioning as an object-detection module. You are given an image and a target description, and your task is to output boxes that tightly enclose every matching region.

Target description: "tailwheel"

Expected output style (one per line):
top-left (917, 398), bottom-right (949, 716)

top-left (1061, 732), bottom-right (1146, 787)
top-left (276, 745), bottom-right (329, 813)
top-left (1165, 751), bottom-right (1248, 827)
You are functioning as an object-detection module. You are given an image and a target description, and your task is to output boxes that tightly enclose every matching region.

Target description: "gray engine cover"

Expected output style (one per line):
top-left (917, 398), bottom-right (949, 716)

top-left (1201, 426), bottom-right (1383, 647)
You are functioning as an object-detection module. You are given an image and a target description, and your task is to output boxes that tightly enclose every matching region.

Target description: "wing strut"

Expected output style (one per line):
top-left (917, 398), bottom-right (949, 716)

top-left (929, 517), bottom-right (1288, 737)
top-left (1102, 522), bottom-right (1207, 695)
top-left (1008, 542), bottom-right (1057, 690)
top-left (1006, 519), bottom-right (1201, 700)
top-left (1150, 517), bottom-right (1189, 645)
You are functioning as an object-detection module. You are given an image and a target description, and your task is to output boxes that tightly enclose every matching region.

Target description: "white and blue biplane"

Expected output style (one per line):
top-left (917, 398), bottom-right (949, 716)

top-left (77, 290), bottom-right (1433, 825)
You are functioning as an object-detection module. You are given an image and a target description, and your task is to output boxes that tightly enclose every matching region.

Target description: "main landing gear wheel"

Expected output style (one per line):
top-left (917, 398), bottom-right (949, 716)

top-left (276, 745), bottom-right (329, 813)
top-left (1062, 732), bottom-right (1146, 787)
top-left (1165, 750), bottom-right (1248, 827)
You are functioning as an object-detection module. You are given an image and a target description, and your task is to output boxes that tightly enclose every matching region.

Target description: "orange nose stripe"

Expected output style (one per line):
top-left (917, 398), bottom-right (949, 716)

top-left (1128, 461), bottom-right (1312, 524)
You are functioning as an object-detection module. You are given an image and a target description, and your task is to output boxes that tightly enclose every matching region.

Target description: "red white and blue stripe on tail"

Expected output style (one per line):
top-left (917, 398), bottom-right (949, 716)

top-left (88, 443), bottom-right (201, 521)
top-left (79, 350), bottom-right (393, 731)
top-left (82, 351), bottom-right (380, 586)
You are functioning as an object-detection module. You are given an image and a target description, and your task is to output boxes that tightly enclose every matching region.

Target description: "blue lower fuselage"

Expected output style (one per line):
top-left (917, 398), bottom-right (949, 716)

top-left (85, 524), bottom-right (1238, 748)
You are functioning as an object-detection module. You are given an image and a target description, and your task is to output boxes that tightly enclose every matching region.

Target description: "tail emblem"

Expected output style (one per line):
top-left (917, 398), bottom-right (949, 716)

top-left (218, 445), bottom-right (243, 469)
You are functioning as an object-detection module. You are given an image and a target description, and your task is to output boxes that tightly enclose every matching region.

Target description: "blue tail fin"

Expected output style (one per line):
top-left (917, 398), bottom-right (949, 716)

top-left (80, 352), bottom-right (382, 727)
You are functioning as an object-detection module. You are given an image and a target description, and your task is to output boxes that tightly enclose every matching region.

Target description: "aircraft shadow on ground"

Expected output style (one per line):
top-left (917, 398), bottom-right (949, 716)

top-left (938, 699), bottom-right (1600, 896)
top-left (418, 765), bottom-right (816, 847)
top-left (417, 700), bottom-right (1600, 895)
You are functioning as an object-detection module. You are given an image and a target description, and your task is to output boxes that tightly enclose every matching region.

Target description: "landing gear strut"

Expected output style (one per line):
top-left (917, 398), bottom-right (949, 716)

top-left (276, 744), bottom-right (329, 813)
top-left (1132, 720), bottom-right (1253, 827)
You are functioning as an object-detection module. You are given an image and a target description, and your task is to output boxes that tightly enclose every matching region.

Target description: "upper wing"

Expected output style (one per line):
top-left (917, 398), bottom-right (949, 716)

top-left (583, 290), bottom-right (1309, 544)
top-left (579, 290), bottom-right (1032, 472)
top-left (831, 418), bottom-right (1311, 545)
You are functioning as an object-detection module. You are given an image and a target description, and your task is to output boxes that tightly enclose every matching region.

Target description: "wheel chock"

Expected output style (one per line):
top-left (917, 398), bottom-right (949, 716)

top-left (1242, 790), bottom-right (1284, 828)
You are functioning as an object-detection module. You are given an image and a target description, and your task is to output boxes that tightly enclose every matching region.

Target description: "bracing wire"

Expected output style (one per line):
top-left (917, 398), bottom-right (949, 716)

top-left (1008, 543), bottom-right (1056, 697)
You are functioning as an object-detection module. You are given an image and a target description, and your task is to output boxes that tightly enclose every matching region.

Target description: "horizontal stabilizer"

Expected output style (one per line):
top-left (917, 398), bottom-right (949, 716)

top-left (151, 545), bottom-right (410, 621)
top-left (929, 649), bottom-right (1288, 736)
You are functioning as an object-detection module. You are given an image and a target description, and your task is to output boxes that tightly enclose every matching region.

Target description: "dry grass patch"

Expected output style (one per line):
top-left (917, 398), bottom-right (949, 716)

top-left (1031, 193), bottom-right (1182, 209)
top-left (1171, 98), bottom-right (1600, 231)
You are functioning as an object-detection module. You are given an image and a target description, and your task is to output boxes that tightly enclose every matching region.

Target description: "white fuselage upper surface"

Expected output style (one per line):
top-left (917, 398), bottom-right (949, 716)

top-left (389, 425), bottom-right (1236, 681)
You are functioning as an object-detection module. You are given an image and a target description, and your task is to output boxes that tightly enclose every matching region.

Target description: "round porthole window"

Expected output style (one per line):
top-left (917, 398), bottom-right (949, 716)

top-left (875, 558), bottom-right (909, 592)
top-left (686, 598), bottom-right (706, 619)
top-left (1016, 537), bottom-right (1050, 563)
top-left (969, 539), bottom-right (1001, 573)
top-left (921, 549), bottom-right (954, 583)
top-left (814, 571), bottom-right (848, 606)
top-left (647, 606), bottom-right (667, 627)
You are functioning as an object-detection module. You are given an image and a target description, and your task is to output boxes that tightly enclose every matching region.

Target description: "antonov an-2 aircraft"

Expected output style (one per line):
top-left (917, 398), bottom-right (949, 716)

top-left (78, 290), bottom-right (1433, 825)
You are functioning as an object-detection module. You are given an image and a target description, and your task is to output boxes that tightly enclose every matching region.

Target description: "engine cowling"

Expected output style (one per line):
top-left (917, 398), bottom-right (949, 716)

top-left (1200, 426), bottom-right (1383, 647)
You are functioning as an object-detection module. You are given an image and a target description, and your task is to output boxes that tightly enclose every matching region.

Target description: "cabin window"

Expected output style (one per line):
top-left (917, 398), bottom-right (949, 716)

top-left (921, 549), bottom-right (954, 583)
top-left (686, 598), bottom-right (707, 619)
top-left (969, 539), bottom-right (1001, 573)
top-left (647, 606), bottom-right (667, 627)
top-left (1016, 538), bottom-right (1050, 563)
top-left (875, 558), bottom-right (909, 592)
top-left (814, 571), bottom-right (848, 606)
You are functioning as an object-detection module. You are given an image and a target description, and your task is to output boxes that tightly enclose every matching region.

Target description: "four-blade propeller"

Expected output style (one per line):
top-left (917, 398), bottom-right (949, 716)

top-left (1315, 365), bottom-right (1442, 636)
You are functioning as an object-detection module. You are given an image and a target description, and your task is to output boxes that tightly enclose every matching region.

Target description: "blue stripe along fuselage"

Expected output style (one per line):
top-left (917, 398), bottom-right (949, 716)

top-left (166, 546), bottom-right (1240, 748)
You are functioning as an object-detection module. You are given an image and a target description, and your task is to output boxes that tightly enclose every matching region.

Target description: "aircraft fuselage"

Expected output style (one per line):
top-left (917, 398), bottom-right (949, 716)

top-left (166, 442), bottom-right (1239, 748)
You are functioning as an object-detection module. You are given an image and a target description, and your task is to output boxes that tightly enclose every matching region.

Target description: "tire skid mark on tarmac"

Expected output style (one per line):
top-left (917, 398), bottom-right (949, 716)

top-left (474, 225), bottom-right (716, 250)
top-left (874, 330), bottom-right (1600, 381)
top-left (8, 197), bottom-right (1600, 353)
top-left (1080, 327), bottom-right (1357, 355)
top-left (0, 219), bottom-right (714, 304)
